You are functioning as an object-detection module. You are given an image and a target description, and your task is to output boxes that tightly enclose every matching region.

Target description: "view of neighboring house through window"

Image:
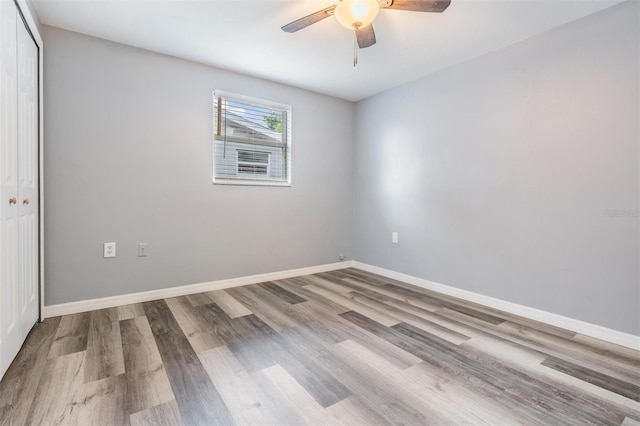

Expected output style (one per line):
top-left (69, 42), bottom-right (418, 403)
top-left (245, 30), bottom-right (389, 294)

top-left (213, 90), bottom-right (291, 185)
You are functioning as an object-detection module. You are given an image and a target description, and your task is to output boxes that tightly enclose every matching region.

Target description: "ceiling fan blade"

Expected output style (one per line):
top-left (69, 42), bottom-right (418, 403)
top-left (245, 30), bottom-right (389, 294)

top-left (281, 6), bottom-right (336, 33)
top-left (356, 24), bottom-right (376, 49)
top-left (381, 0), bottom-right (451, 13)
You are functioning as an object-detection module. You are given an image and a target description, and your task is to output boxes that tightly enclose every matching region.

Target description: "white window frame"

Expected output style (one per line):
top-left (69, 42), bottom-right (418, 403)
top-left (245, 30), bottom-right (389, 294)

top-left (213, 90), bottom-right (292, 187)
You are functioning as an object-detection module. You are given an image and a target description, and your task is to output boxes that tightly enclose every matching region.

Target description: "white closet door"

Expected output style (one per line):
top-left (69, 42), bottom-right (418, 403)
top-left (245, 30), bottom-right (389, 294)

top-left (0, 0), bottom-right (21, 378)
top-left (0, 1), bottom-right (39, 380)
top-left (17, 7), bottom-right (39, 333)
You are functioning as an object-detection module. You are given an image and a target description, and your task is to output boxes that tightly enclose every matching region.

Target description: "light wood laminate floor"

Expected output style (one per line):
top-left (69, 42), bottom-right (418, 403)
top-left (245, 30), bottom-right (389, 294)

top-left (1, 268), bottom-right (639, 425)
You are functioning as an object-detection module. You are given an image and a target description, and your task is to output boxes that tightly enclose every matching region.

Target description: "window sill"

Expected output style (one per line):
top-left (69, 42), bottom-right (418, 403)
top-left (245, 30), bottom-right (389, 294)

top-left (213, 178), bottom-right (291, 187)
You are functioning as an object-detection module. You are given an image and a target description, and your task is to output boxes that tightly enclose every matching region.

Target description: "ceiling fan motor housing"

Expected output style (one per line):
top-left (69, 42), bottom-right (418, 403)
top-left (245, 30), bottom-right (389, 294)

top-left (335, 0), bottom-right (381, 30)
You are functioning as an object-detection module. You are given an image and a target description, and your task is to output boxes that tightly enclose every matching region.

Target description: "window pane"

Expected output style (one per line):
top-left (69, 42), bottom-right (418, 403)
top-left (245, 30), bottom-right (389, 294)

top-left (237, 150), bottom-right (269, 164)
top-left (213, 91), bottom-right (291, 185)
top-left (219, 100), bottom-right (284, 144)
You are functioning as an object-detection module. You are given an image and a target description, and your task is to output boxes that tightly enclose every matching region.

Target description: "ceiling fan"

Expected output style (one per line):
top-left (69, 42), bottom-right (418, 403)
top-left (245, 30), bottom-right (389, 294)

top-left (282, 0), bottom-right (451, 64)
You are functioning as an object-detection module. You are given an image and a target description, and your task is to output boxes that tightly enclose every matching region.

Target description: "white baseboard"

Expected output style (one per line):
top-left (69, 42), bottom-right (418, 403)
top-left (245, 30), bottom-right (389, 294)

top-left (353, 261), bottom-right (640, 351)
top-left (43, 261), bottom-right (355, 318)
top-left (43, 259), bottom-right (639, 351)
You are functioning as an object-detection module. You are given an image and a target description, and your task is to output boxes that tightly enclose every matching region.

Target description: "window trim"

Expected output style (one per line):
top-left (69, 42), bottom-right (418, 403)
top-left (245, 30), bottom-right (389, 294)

top-left (212, 90), bottom-right (292, 187)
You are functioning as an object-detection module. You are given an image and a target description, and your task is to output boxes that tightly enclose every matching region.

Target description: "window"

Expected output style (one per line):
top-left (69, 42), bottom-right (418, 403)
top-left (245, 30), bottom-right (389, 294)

top-left (237, 150), bottom-right (270, 176)
top-left (213, 90), bottom-right (291, 186)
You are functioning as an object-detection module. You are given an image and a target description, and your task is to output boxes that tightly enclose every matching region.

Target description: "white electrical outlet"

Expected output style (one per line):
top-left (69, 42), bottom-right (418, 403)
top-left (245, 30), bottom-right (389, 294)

top-left (104, 242), bottom-right (116, 258)
top-left (392, 232), bottom-right (399, 244)
top-left (138, 243), bottom-right (149, 257)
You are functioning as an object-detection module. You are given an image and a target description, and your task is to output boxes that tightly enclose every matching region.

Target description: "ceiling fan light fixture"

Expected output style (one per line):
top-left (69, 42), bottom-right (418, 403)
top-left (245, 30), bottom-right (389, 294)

top-left (334, 0), bottom-right (380, 30)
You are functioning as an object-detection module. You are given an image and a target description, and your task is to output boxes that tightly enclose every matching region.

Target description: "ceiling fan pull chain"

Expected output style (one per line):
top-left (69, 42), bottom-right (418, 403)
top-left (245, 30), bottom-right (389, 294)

top-left (353, 30), bottom-right (358, 67)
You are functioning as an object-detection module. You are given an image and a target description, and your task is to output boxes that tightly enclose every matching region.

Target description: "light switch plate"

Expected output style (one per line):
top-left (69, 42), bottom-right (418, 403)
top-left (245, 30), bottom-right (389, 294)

top-left (138, 243), bottom-right (149, 257)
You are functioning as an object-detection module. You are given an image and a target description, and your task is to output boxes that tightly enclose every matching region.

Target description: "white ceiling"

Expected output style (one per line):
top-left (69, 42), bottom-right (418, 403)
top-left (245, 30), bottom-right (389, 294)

top-left (32, 0), bottom-right (623, 101)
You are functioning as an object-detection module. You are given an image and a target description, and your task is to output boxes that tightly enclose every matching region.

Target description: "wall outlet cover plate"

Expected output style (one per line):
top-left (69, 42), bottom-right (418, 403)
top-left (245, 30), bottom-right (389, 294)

top-left (104, 242), bottom-right (116, 258)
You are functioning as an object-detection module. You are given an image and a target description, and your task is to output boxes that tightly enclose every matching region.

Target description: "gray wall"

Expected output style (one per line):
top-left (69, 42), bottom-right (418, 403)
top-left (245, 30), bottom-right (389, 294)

top-left (43, 26), bottom-right (355, 305)
top-left (353, 1), bottom-right (639, 335)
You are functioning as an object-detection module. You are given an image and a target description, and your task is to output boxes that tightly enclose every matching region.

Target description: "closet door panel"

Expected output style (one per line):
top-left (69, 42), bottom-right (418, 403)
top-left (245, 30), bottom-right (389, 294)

top-left (0, 0), bottom-right (20, 378)
top-left (17, 9), bottom-right (39, 330)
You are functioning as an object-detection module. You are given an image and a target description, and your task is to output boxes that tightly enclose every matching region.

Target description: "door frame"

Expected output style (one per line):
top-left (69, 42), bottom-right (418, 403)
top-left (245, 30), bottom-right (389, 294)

top-left (14, 0), bottom-right (43, 321)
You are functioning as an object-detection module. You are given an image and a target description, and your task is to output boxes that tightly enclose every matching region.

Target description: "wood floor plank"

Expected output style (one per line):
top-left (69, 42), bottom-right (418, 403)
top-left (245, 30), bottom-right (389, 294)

top-left (439, 308), bottom-right (640, 384)
top-left (338, 275), bottom-right (440, 310)
top-left (117, 303), bottom-right (146, 321)
top-left (226, 286), bottom-right (299, 332)
top-left (0, 317), bottom-right (61, 424)
top-left (234, 283), bottom-right (302, 321)
top-left (269, 331), bottom-right (353, 408)
top-left (405, 361), bottom-right (550, 425)
top-left (286, 302), bottom-right (423, 370)
top-left (454, 331), bottom-right (635, 418)
top-left (197, 299), bottom-right (352, 407)
top-left (332, 268), bottom-right (442, 297)
top-left (345, 290), bottom-right (472, 345)
top-left (199, 345), bottom-right (302, 425)
top-left (305, 284), bottom-right (401, 327)
top-left (130, 400), bottom-right (184, 426)
top-left (340, 279), bottom-right (404, 303)
top-left (64, 374), bottom-right (129, 425)
top-left (392, 320), bottom-right (568, 423)
top-left (461, 332), bottom-right (549, 368)
top-left (185, 292), bottom-right (216, 307)
top-left (198, 303), bottom-right (282, 372)
top-left (456, 348), bottom-right (639, 424)
top-left (386, 303), bottom-right (561, 365)
top-left (84, 307), bottom-right (125, 383)
top-left (383, 282), bottom-right (507, 325)
top-left (573, 334), bottom-right (640, 361)
top-left (30, 356), bottom-right (128, 426)
top-left (383, 297), bottom-right (478, 334)
top-left (532, 354), bottom-right (640, 413)
top-left (207, 289), bottom-right (253, 318)
top-left (254, 364), bottom-right (335, 425)
top-left (288, 317), bottom-right (424, 375)
top-left (325, 396), bottom-right (387, 426)
top-left (120, 316), bottom-right (175, 414)
top-left (275, 278), bottom-right (352, 315)
top-left (496, 320), bottom-right (640, 380)
top-left (303, 274), bottom-right (354, 294)
top-left (342, 310), bottom-right (632, 425)
top-left (277, 327), bottom-right (430, 425)
top-left (335, 338), bottom-right (509, 424)
top-left (191, 295), bottom-right (351, 408)
top-left (338, 269), bottom-right (578, 339)
top-left (242, 286), bottom-right (422, 372)
top-left (47, 312), bottom-right (90, 359)
top-left (121, 316), bottom-right (165, 372)
top-left (542, 356), bottom-right (640, 402)
top-left (333, 339), bottom-right (460, 424)
top-left (165, 296), bottom-right (225, 353)
top-left (143, 299), bottom-right (236, 426)
top-left (25, 351), bottom-right (86, 425)
top-left (257, 281), bottom-right (307, 304)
